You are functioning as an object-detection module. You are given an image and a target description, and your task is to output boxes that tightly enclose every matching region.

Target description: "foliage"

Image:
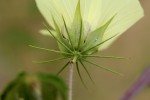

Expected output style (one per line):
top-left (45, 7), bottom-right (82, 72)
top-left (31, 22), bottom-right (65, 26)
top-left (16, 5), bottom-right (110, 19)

top-left (1, 72), bottom-right (68, 100)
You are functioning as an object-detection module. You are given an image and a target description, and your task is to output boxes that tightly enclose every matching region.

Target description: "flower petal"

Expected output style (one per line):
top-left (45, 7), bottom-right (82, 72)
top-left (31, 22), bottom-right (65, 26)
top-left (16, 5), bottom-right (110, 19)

top-left (40, 29), bottom-right (51, 36)
top-left (36, 0), bottom-right (144, 51)
top-left (80, 0), bottom-right (102, 32)
top-left (97, 0), bottom-right (144, 50)
top-left (35, 0), bottom-right (77, 30)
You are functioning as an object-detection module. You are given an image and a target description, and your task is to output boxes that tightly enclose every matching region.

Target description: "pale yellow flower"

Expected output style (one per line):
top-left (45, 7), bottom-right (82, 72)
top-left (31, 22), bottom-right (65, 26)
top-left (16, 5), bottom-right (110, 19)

top-left (36, 0), bottom-right (144, 51)
top-left (31, 0), bottom-right (144, 83)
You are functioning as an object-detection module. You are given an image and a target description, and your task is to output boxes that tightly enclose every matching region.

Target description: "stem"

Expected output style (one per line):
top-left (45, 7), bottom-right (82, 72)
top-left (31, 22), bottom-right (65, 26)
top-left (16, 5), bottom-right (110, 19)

top-left (68, 62), bottom-right (74, 100)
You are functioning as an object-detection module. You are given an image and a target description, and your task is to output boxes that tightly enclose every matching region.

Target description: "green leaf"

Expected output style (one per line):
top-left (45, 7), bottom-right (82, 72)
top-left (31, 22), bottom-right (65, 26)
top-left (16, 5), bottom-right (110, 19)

top-left (1, 72), bottom-right (34, 100)
top-left (82, 16), bottom-right (115, 54)
top-left (38, 73), bottom-right (68, 100)
top-left (1, 72), bottom-right (26, 99)
top-left (1, 72), bottom-right (68, 100)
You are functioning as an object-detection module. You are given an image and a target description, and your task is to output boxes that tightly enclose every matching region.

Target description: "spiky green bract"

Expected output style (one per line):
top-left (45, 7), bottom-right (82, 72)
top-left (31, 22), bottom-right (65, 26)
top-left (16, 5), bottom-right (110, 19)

top-left (31, 0), bottom-right (125, 87)
top-left (33, 57), bottom-right (69, 64)
top-left (76, 62), bottom-right (87, 88)
top-left (82, 15), bottom-right (115, 54)
top-left (34, 0), bottom-right (144, 86)
top-left (79, 60), bottom-right (94, 83)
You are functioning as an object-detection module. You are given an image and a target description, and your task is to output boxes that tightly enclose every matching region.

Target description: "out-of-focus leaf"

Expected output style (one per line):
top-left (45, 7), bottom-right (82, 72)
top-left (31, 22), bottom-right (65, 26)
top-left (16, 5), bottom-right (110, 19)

top-left (38, 73), bottom-right (68, 100)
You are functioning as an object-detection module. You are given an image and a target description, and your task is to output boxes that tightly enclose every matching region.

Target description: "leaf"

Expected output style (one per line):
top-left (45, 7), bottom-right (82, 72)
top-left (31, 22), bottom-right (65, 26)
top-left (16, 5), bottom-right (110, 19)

top-left (38, 73), bottom-right (68, 100)
top-left (4, 74), bottom-right (36, 100)
top-left (1, 72), bottom-right (33, 100)
top-left (1, 72), bottom-right (68, 100)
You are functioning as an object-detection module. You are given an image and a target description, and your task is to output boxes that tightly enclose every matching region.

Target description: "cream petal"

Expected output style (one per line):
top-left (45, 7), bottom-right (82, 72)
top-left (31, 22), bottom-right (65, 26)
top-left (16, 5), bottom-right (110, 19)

top-left (36, 0), bottom-right (102, 33)
top-left (97, 0), bottom-right (144, 50)
top-left (36, 0), bottom-right (144, 51)
top-left (35, 0), bottom-right (77, 30)
top-left (40, 29), bottom-right (51, 36)
top-left (81, 0), bottom-right (102, 31)
top-left (40, 29), bottom-right (57, 37)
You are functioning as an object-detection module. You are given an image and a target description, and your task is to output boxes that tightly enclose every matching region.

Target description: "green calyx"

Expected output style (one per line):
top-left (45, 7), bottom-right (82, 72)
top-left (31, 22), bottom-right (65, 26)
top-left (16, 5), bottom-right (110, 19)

top-left (41, 0), bottom-right (116, 61)
top-left (30, 0), bottom-right (124, 87)
top-left (72, 51), bottom-right (81, 63)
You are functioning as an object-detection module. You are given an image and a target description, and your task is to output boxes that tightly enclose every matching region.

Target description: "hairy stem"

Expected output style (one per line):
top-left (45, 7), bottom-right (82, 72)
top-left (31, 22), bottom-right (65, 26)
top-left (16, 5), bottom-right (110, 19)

top-left (68, 62), bottom-right (74, 100)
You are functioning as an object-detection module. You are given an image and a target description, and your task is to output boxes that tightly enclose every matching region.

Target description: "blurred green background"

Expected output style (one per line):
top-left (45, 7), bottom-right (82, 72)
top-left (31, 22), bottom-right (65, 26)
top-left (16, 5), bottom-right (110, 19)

top-left (0, 0), bottom-right (150, 100)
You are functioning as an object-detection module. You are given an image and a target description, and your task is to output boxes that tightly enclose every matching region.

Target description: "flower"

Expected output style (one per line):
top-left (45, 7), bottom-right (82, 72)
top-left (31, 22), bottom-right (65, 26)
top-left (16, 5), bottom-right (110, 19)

top-left (32, 0), bottom-right (144, 84)
top-left (35, 0), bottom-right (144, 51)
